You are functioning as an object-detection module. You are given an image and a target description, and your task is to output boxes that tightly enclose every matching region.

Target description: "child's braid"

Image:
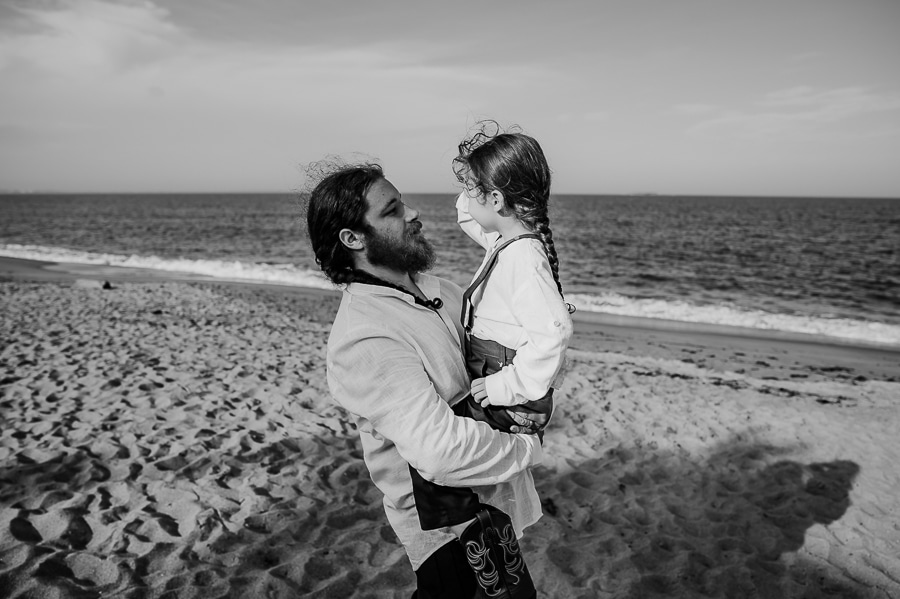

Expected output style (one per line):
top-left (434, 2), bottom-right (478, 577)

top-left (533, 212), bottom-right (563, 298)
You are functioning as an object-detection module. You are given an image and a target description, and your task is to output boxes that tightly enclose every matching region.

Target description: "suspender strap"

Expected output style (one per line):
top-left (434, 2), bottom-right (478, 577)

top-left (460, 233), bottom-right (540, 331)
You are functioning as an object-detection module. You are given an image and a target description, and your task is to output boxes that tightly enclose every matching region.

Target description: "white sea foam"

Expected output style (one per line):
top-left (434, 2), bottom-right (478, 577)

top-left (0, 244), bottom-right (334, 290)
top-left (4, 244), bottom-right (898, 347)
top-left (568, 292), bottom-right (900, 348)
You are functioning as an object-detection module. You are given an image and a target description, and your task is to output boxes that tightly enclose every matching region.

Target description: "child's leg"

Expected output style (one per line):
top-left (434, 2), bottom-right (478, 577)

top-left (465, 336), bottom-right (554, 435)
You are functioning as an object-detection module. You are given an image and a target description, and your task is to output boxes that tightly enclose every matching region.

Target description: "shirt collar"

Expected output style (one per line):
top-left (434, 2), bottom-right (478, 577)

top-left (346, 273), bottom-right (441, 305)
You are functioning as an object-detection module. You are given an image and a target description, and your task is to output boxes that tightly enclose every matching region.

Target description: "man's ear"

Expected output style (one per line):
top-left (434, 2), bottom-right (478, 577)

top-left (338, 228), bottom-right (365, 251)
top-left (489, 190), bottom-right (506, 213)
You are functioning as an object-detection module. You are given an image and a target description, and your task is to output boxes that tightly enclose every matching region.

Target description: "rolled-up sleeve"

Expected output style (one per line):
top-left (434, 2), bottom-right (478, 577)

top-left (483, 249), bottom-right (574, 406)
top-left (328, 324), bottom-right (542, 486)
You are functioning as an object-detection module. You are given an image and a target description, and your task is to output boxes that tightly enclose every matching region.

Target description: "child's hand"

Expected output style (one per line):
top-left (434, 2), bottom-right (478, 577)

top-left (470, 378), bottom-right (491, 407)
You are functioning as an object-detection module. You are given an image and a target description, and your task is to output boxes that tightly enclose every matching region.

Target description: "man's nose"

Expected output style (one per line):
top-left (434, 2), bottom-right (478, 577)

top-left (406, 206), bottom-right (419, 221)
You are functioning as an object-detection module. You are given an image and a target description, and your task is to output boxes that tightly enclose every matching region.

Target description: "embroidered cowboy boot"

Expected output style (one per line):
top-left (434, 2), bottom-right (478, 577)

top-left (459, 505), bottom-right (536, 599)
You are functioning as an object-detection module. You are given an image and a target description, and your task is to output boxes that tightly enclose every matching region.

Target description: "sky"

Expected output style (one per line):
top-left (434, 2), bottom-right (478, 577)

top-left (1, 0), bottom-right (899, 196)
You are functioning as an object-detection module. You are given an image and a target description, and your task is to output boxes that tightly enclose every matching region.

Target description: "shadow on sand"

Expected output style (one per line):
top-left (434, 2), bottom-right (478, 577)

top-left (531, 440), bottom-right (866, 598)
top-left (1, 432), bottom-right (870, 599)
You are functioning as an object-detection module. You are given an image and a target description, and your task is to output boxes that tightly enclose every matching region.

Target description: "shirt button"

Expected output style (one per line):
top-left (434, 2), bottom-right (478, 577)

top-left (553, 320), bottom-right (560, 327)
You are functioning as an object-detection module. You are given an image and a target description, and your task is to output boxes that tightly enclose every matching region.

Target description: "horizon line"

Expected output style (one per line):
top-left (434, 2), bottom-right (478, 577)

top-left (2, 190), bottom-right (900, 200)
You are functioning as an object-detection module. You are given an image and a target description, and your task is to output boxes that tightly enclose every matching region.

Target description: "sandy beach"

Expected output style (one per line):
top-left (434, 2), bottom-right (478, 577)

top-left (2, 258), bottom-right (899, 598)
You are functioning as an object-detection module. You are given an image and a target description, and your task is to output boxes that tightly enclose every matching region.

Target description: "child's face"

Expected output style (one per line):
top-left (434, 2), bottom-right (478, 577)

top-left (464, 186), bottom-right (499, 232)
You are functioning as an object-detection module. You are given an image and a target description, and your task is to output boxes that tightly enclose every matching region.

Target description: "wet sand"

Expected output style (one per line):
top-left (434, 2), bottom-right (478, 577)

top-left (2, 257), bottom-right (899, 598)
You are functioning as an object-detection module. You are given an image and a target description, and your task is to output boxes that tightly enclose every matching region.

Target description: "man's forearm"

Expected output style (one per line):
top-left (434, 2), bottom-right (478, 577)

top-left (330, 330), bottom-right (541, 489)
top-left (408, 408), bottom-right (543, 487)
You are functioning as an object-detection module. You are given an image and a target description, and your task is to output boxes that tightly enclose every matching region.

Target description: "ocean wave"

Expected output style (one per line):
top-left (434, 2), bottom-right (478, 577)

top-left (568, 292), bottom-right (900, 348)
top-left (3, 244), bottom-right (898, 347)
top-left (0, 244), bottom-right (334, 290)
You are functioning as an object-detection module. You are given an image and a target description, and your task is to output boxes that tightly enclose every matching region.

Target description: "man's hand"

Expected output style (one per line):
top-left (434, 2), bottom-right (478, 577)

top-left (470, 378), bottom-right (553, 436)
top-left (507, 408), bottom-right (550, 435)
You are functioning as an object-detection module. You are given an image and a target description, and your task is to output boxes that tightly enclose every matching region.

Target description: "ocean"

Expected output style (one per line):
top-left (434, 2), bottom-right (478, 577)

top-left (2, 193), bottom-right (898, 347)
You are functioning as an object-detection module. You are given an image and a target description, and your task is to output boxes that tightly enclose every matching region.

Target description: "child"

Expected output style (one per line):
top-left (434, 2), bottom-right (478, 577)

top-left (453, 123), bottom-right (574, 429)
top-left (407, 122), bottom-right (573, 599)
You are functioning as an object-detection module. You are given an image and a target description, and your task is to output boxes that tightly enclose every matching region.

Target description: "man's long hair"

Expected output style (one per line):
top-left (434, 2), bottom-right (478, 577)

top-left (306, 163), bottom-right (383, 285)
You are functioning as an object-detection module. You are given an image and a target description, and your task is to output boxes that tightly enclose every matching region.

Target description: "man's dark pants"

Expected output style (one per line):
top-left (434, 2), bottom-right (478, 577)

top-left (412, 540), bottom-right (477, 598)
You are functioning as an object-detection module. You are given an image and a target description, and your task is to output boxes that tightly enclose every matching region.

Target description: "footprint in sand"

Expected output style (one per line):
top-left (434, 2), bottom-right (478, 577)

top-left (10, 516), bottom-right (43, 544)
top-left (60, 511), bottom-right (93, 550)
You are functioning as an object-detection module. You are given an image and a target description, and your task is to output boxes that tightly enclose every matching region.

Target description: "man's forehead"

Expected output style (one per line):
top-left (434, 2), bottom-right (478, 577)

top-left (365, 178), bottom-right (400, 211)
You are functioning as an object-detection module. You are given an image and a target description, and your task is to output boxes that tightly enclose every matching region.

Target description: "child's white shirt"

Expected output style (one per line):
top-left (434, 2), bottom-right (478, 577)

top-left (456, 192), bottom-right (574, 406)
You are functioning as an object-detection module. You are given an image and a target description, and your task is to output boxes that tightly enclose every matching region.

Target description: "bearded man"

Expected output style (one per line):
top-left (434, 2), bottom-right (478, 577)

top-left (306, 164), bottom-right (545, 598)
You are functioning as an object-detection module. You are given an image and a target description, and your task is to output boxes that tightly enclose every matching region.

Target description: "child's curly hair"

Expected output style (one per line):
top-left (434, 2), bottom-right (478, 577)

top-left (453, 121), bottom-right (571, 309)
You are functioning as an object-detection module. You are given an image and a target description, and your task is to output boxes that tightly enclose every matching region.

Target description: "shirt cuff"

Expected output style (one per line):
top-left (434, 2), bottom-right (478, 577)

top-left (485, 371), bottom-right (516, 406)
top-left (527, 434), bottom-right (543, 466)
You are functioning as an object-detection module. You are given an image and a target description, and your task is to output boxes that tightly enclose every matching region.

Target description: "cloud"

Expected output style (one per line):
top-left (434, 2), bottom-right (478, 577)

top-left (0, 0), bottom-right (182, 76)
top-left (761, 86), bottom-right (900, 120)
top-left (684, 86), bottom-right (900, 140)
top-left (0, 0), bottom-right (565, 191)
top-left (0, 1), bottom-right (489, 121)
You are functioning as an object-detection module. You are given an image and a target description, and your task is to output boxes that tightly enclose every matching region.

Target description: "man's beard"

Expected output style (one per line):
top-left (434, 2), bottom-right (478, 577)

top-left (364, 223), bottom-right (436, 274)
